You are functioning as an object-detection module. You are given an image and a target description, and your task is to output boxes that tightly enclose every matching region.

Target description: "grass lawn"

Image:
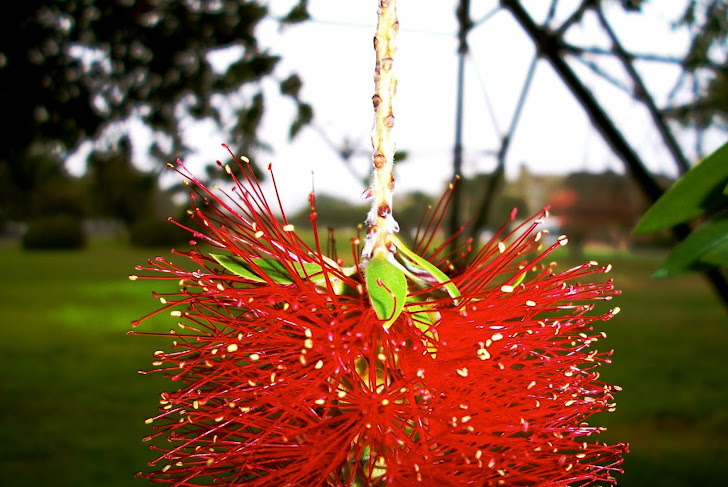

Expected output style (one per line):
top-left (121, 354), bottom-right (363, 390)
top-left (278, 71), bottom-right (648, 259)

top-left (1, 239), bottom-right (726, 486)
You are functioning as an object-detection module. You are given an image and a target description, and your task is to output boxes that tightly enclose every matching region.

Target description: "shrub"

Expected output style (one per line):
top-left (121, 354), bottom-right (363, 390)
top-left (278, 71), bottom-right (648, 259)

top-left (129, 217), bottom-right (190, 248)
top-left (22, 215), bottom-right (86, 250)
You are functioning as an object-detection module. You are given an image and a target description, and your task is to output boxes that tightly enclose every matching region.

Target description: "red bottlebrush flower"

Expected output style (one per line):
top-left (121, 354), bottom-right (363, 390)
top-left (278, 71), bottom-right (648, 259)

top-left (131, 148), bottom-right (627, 486)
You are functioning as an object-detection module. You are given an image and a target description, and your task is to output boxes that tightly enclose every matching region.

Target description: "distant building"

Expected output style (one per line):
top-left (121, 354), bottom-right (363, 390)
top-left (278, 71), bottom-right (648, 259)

top-left (507, 164), bottom-right (673, 249)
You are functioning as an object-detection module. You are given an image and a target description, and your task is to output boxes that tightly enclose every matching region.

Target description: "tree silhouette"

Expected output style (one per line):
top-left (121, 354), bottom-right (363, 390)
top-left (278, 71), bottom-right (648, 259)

top-left (445, 0), bottom-right (728, 305)
top-left (85, 137), bottom-right (156, 226)
top-left (0, 0), bottom-right (311, 220)
top-left (667, 0), bottom-right (728, 130)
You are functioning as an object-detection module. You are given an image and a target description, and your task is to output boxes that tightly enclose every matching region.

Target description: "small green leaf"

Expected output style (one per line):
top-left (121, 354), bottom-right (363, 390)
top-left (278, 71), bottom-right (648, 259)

top-left (410, 303), bottom-right (440, 355)
top-left (354, 357), bottom-right (369, 378)
top-left (511, 269), bottom-right (527, 288)
top-left (360, 444), bottom-right (371, 462)
top-left (211, 254), bottom-right (265, 282)
top-left (341, 266), bottom-right (359, 277)
top-left (410, 305), bottom-right (437, 326)
top-left (249, 258), bottom-right (297, 284)
top-left (289, 261), bottom-right (326, 283)
top-left (634, 141), bottom-right (728, 234)
top-left (366, 253), bottom-right (407, 329)
top-left (408, 301), bottom-right (440, 332)
top-left (653, 215), bottom-right (728, 277)
top-left (212, 254), bottom-right (328, 286)
top-left (391, 235), bottom-right (461, 301)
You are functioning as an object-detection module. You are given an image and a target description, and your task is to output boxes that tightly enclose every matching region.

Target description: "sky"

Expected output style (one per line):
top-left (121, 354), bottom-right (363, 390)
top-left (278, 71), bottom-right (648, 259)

top-left (67, 0), bottom-right (724, 214)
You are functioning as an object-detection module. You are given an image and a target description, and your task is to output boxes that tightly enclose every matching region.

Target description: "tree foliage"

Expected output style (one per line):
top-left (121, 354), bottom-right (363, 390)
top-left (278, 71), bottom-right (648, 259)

top-left (610, 0), bottom-right (726, 130)
top-left (85, 137), bottom-right (157, 225)
top-left (668, 0), bottom-right (728, 128)
top-left (0, 0), bottom-right (311, 219)
top-left (634, 140), bottom-right (728, 277)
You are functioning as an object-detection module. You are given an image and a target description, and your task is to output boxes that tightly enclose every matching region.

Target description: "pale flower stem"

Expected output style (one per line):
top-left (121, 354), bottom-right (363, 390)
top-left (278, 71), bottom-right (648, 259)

top-left (362, 0), bottom-right (399, 261)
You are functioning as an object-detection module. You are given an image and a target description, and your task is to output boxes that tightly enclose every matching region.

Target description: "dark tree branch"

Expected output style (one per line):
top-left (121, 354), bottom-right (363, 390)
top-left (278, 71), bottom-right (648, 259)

top-left (562, 43), bottom-right (697, 66)
top-left (470, 54), bottom-right (538, 240)
top-left (501, 0), bottom-right (664, 200)
top-left (594, 6), bottom-right (691, 174)
top-left (470, 56), bottom-right (502, 133)
top-left (546, 0), bottom-right (560, 24)
top-left (570, 54), bottom-right (634, 95)
top-left (666, 70), bottom-right (690, 108)
top-left (499, 0), bottom-right (728, 308)
top-left (554, 0), bottom-right (596, 35)
top-left (693, 74), bottom-right (705, 156)
top-left (450, 0), bottom-right (472, 249)
top-left (473, 6), bottom-right (500, 27)
top-left (466, 1), bottom-right (559, 242)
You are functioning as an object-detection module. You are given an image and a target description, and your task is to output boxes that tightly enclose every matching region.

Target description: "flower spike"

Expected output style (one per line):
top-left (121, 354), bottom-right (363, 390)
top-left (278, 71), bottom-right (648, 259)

top-left (133, 150), bottom-right (627, 486)
top-left (133, 0), bottom-right (626, 483)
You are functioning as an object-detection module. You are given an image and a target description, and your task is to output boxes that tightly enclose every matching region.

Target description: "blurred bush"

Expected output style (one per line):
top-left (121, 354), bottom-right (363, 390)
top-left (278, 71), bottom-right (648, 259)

top-left (22, 214), bottom-right (86, 250)
top-left (129, 217), bottom-right (190, 248)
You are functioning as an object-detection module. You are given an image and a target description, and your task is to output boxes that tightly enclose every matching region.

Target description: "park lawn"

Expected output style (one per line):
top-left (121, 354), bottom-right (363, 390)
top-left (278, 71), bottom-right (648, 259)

top-left (0, 242), bottom-right (173, 486)
top-left (1, 241), bottom-right (726, 486)
top-left (591, 251), bottom-right (728, 486)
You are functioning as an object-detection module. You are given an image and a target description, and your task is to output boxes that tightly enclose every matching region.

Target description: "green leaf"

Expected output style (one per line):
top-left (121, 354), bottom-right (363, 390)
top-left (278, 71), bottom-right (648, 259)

top-left (212, 254), bottom-right (328, 285)
top-left (634, 141), bottom-right (728, 234)
top-left (653, 215), bottom-right (728, 277)
top-left (408, 300), bottom-right (440, 332)
top-left (365, 253), bottom-right (407, 329)
top-left (290, 261), bottom-right (328, 283)
top-left (700, 238), bottom-right (728, 267)
top-left (409, 303), bottom-right (440, 355)
top-left (409, 304), bottom-right (438, 328)
top-left (390, 235), bottom-right (461, 301)
top-left (511, 269), bottom-right (527, 288)
top-left (249, 258), bottom-right (297, 284)
top-left (211, 254), bottom-right (265, 282)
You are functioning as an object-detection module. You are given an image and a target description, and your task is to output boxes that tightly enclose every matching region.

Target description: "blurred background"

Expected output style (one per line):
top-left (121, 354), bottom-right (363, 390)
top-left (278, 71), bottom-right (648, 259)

top-left (1, 0), bottom-right (727, 485)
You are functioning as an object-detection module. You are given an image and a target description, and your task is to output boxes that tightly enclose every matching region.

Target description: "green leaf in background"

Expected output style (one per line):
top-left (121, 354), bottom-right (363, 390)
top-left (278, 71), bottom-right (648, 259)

top-left (653, 216), bottom-right (728, 278)
top-left (365, 253), bottom-right (407, 329)
top-left (701, 237), bottom-right (728, 267)
top-left (408, 299), bottom-right (440, 356)
top-left (408, 301), bottom-right (440, 333)
top-left (634, 141), bottom-right (728, 234)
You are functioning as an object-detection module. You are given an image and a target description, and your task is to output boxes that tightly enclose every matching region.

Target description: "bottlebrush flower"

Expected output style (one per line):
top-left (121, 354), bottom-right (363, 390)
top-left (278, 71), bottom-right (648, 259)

top-left (131, 148), bottom-right (627, 486)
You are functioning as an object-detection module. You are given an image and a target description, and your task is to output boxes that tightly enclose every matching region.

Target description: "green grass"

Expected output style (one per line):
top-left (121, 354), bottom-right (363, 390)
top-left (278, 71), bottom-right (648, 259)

top-left (0, 242), bottom-right (172, 486)
top-left (1, 241), bottom-right (726, 485)
top-left (590, 251), bottom-right (728, 486)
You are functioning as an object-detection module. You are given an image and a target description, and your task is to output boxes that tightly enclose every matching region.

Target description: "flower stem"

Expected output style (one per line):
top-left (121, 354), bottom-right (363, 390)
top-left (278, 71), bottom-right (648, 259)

top-left (363, 0), bottom-right (399, 261)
